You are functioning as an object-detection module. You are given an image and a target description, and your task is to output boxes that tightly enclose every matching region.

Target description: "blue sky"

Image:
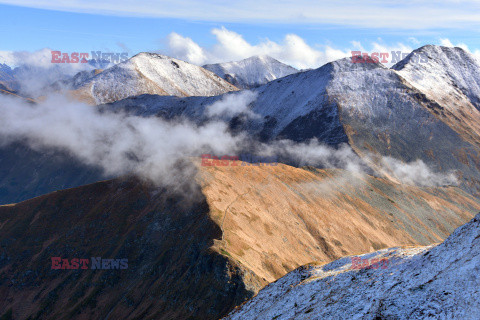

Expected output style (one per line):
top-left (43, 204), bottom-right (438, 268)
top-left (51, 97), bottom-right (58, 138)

top-left (0, 1), bottom-right (479, 69)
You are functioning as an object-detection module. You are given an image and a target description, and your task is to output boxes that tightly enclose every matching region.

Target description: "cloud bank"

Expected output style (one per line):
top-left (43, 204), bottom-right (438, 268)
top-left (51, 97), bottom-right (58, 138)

top-left (0, 91), bottom-right (458, 189)
top-left (164, 29), bottom-right (480, 69)
top-left (0, 48), bottom-right (95, 95)
top-left (0, 94), bottom-right (245, 188)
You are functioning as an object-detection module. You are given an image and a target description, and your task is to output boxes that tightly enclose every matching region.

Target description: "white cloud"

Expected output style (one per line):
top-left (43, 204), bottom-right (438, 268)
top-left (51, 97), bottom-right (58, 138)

top-left (439, 38), bottom-right (480, 61)
top-left (0, 90), bottom-right (457, 190)
top-left (0, 48), bottom-right (96, 95)
top-left (163, 28), bottom-right (480, 69)
top-left (439, 38), bottom-right (469, 51)
top-left (368, 41), bottom-right (414, 66)
top-left (206, 90), bottom-right (259, 118)
top-left (161, 28), bottom-right (416, 69)
top-left (0, 94), bottom-right (246, 192)
top-left (378, 156), bottom-right (458, 187)
top-left (164, 27), bottom-right (350, 69)
top-left (166, 33), bottom-right (207, 66)
top-left (0, 48), bottom-right (56, 68)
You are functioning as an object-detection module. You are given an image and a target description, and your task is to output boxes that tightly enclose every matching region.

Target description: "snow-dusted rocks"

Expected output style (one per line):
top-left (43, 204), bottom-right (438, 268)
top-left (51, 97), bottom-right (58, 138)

top-left (393, 45), bottom-right (480, 146)
top-left (225, 212), bottom-right (480, 320)
top-left (69, 53), bottom-right (238, 104)
top-left (393, 45), bottom-right (480, 111)
top-left (203, 55), bottom-right (298, 89)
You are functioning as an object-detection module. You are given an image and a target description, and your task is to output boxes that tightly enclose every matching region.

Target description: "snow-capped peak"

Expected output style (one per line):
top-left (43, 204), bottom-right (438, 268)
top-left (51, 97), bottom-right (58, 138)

top-left (393, 45), bottom-right (480, 110)
top-left (392, 45), bottom-right (480, 146)
top-left (203, 55), bottom-right (298, 89)
top-left (68, 52), bottom-right (238, 104)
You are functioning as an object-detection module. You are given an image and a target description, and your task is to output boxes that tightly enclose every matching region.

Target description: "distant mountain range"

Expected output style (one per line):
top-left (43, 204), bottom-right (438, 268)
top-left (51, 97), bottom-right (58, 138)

top-left (0, 63), bottom-right (18, 92)
top-left (3, 54), bottom-right (299, 102)
top-left (203, 55), bottom-right (298, 89)
top-left (2, 46), bottom-right (480, 201)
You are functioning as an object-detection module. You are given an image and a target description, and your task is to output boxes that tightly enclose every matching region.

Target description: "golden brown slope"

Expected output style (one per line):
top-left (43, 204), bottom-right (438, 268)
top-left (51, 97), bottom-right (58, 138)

top-left (197, 162), bottom-right (480, 283)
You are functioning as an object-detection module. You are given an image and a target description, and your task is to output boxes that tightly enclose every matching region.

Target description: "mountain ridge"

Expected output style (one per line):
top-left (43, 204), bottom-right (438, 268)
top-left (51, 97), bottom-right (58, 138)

top-left (203, 55), bottom-right (298, 89)
top-left (225, 211), bottom-right (480, 319)
top-left (64, 52), bottom-right (238, 104)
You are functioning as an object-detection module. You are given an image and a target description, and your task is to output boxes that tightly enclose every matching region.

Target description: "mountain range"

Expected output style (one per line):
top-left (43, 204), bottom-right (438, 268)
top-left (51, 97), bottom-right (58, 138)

top-left (1, 44), bottom-right (480, 319)
top-left (108, 45), bottom-right (480, 196)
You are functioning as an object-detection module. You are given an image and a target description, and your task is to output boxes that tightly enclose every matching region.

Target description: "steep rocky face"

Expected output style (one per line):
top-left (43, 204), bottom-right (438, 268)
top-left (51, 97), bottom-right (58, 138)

top-left (225, 212), bottom-right (480, 320)
top-left (393, 45), bottom-right (480, 111)
top-left (203, 55), bottom-right (298, 89)
top-left (1, 162), bottom-right (479, 319)
top-left (69, 53), bottom-right (238, 104)
top-left (325, 57), bottom-right (480, 196)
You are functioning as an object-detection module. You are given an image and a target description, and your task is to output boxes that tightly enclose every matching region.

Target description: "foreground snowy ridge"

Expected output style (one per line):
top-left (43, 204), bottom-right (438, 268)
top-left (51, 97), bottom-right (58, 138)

top-left (225, 212), bottom-right (480, 320)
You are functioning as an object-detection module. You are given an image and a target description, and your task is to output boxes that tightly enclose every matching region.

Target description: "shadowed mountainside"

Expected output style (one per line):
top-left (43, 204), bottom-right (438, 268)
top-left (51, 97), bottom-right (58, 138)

top-left (0, 178), bottom-right (254, 320)
top-left (0, 142), bottom-right (105, 205)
